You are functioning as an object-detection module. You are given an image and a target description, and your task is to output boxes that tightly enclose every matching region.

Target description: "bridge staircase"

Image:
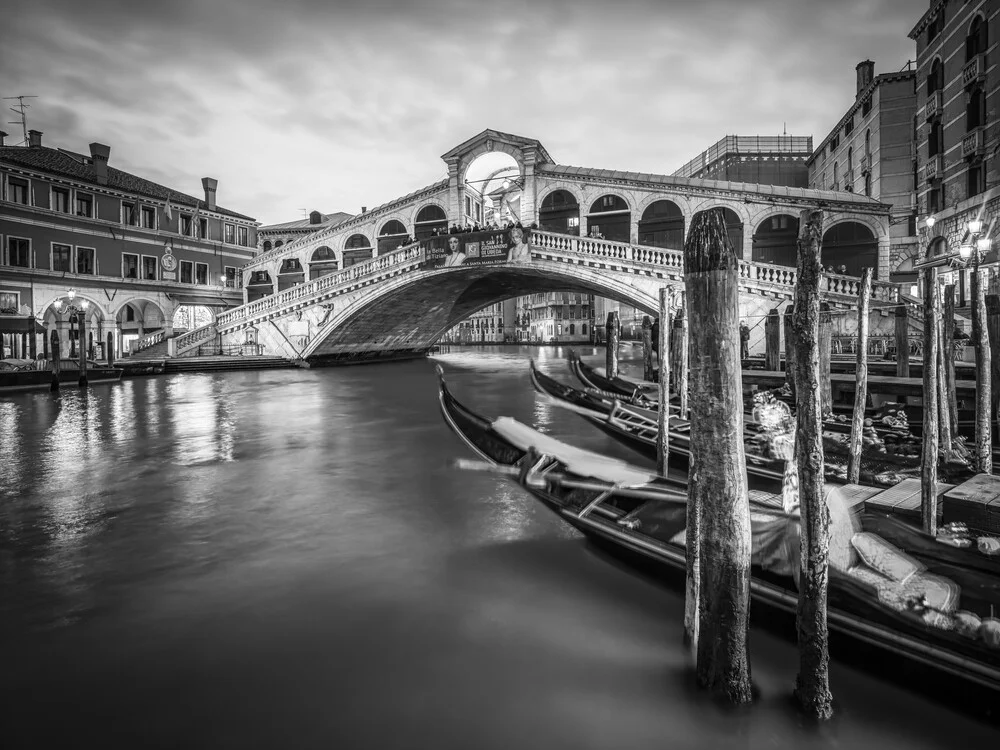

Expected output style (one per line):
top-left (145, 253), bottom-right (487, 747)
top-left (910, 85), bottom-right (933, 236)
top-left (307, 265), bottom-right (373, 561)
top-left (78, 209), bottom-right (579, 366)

top-left (127, 323), bottom-right (222, 359)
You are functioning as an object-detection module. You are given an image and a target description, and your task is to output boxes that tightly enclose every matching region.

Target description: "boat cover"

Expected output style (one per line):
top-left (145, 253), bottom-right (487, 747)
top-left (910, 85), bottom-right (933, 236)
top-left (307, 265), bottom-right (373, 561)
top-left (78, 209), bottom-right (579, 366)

top-left (491, 416), bottom-right (658, 486)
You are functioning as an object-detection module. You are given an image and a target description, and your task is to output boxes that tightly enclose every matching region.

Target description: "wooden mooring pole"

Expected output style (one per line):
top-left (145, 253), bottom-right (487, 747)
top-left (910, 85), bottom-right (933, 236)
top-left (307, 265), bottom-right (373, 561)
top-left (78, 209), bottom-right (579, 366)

top-left (642, 316), bottom-right (655, 382)
top-left (784, 306), bottom-right (796, 394)
top-left (657, 289), bottom-right (671, 476)
top-left (764, 307), bottom-right (781, 372)
top-left (50, 331), bottom-right (61, 392)
top-left (819, 303), bottom-right (832, 416)
top-left (791, 208), bottom-right (834, 720)
top-left (987, 293), bottom-right (1000, 451)
top-left (674, 307), bottom-right (689, 415)
top-left (847, 268), bottom-right (873, 484)
top-left (943, 285), bottom-right (958, 434)
top-left (606, 311), bottom-right (620, 380)
top-left (78, 313), bottom-right (89, 387)
top-left (895, 305), bottom-right (910, 378)
top-left (922, 264), bottom-right (941, 535)
top-left (107, 332), bottom-right (115, 369)
top-left (972, 263), bottom-right (992, 474)
top-left (683, 208), bottom-right (752, 704)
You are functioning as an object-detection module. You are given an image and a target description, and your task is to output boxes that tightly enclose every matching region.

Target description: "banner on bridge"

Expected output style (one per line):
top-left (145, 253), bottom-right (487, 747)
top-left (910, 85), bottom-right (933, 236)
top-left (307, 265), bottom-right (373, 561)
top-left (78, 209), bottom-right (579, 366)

top-left (419, 227), bottom-right (532, 269)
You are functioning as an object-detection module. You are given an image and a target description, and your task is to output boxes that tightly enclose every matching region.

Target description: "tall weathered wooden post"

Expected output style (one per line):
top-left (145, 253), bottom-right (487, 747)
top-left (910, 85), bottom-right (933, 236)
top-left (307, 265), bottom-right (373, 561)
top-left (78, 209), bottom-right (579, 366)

top-left (791, 208), bottom-right (834, 720)
top-left (764, 308), bottom-right (781, 372)
top-left (922, 263), bottom-right (941, 535)
top-left (895, 305), bottom-right (910, 378)
top-left (943, 285), bottom-right (958, 434)
top-left (78, 313), bottom-right (89, 387)
top-left (657, 288), bottom-right (671, 476)
top-left (641, 316), bottom-right (655, 382)
top-left (28, 318), bottom-right (37, 359)
top-left (819, 303), bottom-right (833, 416)
top-left (683, 208), bottom-right (752, 704)
top-left (972, 263), bottom-right (992, 474)
top-left (50, 331), bottom-right (61, 392)
top-left (672, 308), bottom-right (689, 414)
top-left (987, 294), bottom-right (1000, 445)
top-left (107, 332), bottom-right (115, 369)
top-left (784, 306), bottom-right (796, 394)
top-left (847, 268), bottom-right (873, 484)
top-left (606, 311), bottom-right (620, 380)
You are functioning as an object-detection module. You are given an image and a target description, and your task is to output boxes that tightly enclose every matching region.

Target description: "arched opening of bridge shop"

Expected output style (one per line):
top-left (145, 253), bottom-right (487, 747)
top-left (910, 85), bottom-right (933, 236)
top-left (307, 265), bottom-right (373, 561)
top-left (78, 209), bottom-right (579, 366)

top-left (246, 270), bottom-right (274, 302)
top-left (587, 194), bottom-right (631, 243)
top-left (274, 240), bottom-right (284, 248)
top-left (37, 295), bottom-right (107, 360)
top-left (414, 205), bottom-right (449, 240)
top-left (277, 257), bottom-right (305, 291)
top-left (173, 305), bottom-right (212, 332)
top-left (262, 240), bottom-right (272, 252)
top-left (637, 200), bottom-right (684, 249)
top-left (464, 152), bottom-right (520, 228)
top-left (378, 220), bottom-right (410, 255)
top-left (692, 207), bottom-right (744, 258)
top-left (751, 214), bottom-right (799, 266)
top-left (309, 246), bottom-right (339, 280)
top-left (115, 300), bottom-right (164, 358)
top-left (821, 221), bottom-right (878, 278)
top-left (538, 190), bottom-right (580, 235)
top-left (343, 234), bottom-right (374, 268)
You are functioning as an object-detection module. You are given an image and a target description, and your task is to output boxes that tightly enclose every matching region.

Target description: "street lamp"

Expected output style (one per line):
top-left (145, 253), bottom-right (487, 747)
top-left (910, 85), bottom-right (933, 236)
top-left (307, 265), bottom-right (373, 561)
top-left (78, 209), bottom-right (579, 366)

top-left (52, 288), bottom-right (91, 387)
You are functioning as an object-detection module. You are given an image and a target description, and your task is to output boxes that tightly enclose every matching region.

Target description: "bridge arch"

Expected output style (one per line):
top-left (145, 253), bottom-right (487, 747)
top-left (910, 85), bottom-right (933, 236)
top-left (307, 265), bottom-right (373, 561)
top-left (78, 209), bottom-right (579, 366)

top-left (691, 205), bottom-right (746, 258)
top-left (378, 219), bottom-right (410, 254)
top-left (637, 198), bottom-right (685, 249)
top-left (821, 220), bottom-right (878, 276)
top-left (586, 193), bottom-right (633, 243)
top-left (343, 233), bottom-right (374, 268)
top-left (246, 270), bottom-right (274, 302)
top-left (412, 203), bottom-right (449, 239)
top-left (456, 142), bottom-right (525, 191)
top-left (751, 212), bottom-right (800, 266)
top-left (309, 246), bottom-right (339, 280)
top-left (277, 257), bottom-right (306, 291)
top-left (538, 188), bottom-right (582, 235)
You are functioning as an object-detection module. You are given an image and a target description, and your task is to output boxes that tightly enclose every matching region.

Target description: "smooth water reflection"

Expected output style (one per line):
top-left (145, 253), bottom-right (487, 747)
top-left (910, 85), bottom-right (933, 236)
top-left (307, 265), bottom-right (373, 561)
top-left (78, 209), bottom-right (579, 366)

top-left (0, 347), bottom-right (996, 748)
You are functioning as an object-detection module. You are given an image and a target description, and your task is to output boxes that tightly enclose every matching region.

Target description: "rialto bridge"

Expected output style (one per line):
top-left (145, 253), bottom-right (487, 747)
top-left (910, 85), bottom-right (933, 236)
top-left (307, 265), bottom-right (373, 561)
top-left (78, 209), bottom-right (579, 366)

top-left (205, 130), bottom-right (902, 364)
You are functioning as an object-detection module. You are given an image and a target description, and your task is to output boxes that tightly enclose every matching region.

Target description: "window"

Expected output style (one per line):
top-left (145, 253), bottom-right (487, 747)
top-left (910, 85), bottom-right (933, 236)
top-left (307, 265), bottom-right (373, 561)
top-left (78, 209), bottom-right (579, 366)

top-left (929, 120), bottom-right (943, 157)
top-left (224, 223), bottom-right (235, 244)
top-left (582, 324), bottom-right (588, 335)
top-left (928, 11), bottom-right (943, 44)
top-left (465, 196), bottom-right (471, 214)
top-left (224, 266), bottom-right (238, 288)
top-left (847, 146), bottom-right (853, 172)
top-left (966, 14), bottom-right (988, 61)
top-left (865, 173), bottom-right (872, 197)
top-left (927, 58), bottom-right (943, 95)
top-left (0, 291), bottom-right (19, 313)
top-left (199, 217), bottom-right (208, 240)
top-left (928, 184), bottom-right (945, 213)
top-left (968, 87), bottom-right (986, 130)
top-left (141, 205), bottom-right (156, 229)
top-left (844, 117), bottom-right (854, 137)
top-left (829, 135), bottom-right (839, 150)
top-left (52, 187), bottom-right (71, 213)
top-left (52, 243), bottom-right (72, 272)
top-left (75, 193), bottom-right (93, 218)
top-left (180, 214), bottom-right (193, 236)
top-left (122, 201), bottom-right (137, 225)
top-left (238, 226), bottom-right (248, 246)
top-left (195, 262), bottom-right (208, 285)
top-left (126, 306), bottom-right (135, 322)
top-left (8, 177), bottom-right (28, 204)
top-left (76, 247), bottom-right (95, 274)
top-left (968, 163), bottom-right (985, 198)
top-left (142, 256), bottom-right (158, 280)
top-left (6, 237), bottom-right (30, 267)
top-left (862, 97), bottom-right (872, 117)
top-left (864, 129), bottom-right (871, 158)
top-left (180, 260), bottom-right (193, 284)
top-left (122, 253), bottom-right (139, 279)
top-left (833, 161), bottom-right (839, 187)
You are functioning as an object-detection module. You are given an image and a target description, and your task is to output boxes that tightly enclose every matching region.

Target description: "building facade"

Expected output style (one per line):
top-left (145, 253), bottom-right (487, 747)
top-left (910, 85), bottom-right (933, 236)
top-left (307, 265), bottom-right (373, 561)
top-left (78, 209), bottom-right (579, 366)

top-left (909, 0), bottom-right (1000, 305)
top-left (673, 135), bottom-right (813, 188)
top-left (807, 60), bottom-right (919, 282)
top-left (0, 129), bottom-right (258, 359)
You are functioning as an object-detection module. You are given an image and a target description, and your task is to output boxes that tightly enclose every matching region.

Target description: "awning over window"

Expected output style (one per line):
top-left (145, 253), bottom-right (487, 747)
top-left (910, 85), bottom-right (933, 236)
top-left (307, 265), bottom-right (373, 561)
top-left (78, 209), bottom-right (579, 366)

top-left (0, 316), bottom-right (46, 333)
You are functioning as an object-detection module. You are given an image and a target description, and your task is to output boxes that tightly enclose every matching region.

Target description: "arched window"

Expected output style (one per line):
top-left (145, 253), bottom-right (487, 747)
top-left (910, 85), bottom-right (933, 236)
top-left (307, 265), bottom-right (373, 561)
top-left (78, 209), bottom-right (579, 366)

top-left (274, 240), bottom-right (284, 248)
top-left (968, 87), bottom-right (986, 130)
top-left (833, 161), bottom-right (839, 187)
top-left (927, 58), bottom-right (943, 96)
top-left (344, 234), bottom-right (371, 250)
top-left (929, 120), bottom-right (944, 157)
top-left (379, 219), bottom-right (407, 237)
top-left (586, 194), bottom-right (630, 243)
top-left (414, 204), bottom-right (449, 239)
top-left (378, 220), bottom-right (409, 254)
top-left (638, 200), bottom-right (684, 249)
top-left (864, 129), bottom-right (871, 157)
top-left (262, 240), bottom-right (272, 252)
top-left (538, 190), bottom-right (581, 235)
top-left (967, 15), bottom-right (988, 61)
top-left (311, 246), bottom-right (336, 262)
top-left (343, 235), bottom-right (373, 268)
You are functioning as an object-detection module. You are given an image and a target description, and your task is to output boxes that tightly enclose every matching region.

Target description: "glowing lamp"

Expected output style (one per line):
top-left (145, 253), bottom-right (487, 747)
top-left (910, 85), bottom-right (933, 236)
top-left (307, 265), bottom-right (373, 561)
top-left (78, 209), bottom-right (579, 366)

top-left (925, 216), bottom-right (936, 229)
top-left (968, 218), bottom-right (984, 234)
top-left (67, 288), bottom-right (76, 300)
top-left (54, 300), bottom-right (63, 311)
top-left (80, 299), bottom-right (89, 310)
top-left (977, 237), bottom-right (992, 254)
top-left (910, 284), bottom-right (919, 297)
top-left (959, 244), bottom-right (974, 259)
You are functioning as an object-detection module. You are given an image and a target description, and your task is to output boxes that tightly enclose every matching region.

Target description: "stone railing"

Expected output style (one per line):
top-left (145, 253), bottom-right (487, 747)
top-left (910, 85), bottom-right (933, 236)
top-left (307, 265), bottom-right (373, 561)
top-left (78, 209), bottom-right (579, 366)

top-left (217, 242), bottom-right (424, 330)
top-left (130, 330), bottom-right (165, 354)
top-left (174, 323), bottom-right (217, 353)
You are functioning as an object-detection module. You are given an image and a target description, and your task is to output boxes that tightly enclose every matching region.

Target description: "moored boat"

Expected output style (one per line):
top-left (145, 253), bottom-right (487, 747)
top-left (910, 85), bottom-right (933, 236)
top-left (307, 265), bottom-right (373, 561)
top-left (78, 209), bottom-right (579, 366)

top-left (436, 365), bottom-right (1000, 694)
top-left (0, 358), bottom-right (123, 394)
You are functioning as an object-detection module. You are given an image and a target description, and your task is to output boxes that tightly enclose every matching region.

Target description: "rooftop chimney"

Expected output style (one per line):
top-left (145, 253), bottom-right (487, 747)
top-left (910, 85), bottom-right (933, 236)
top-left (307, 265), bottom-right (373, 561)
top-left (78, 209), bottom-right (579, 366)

top-left (0, 131), bottom-right (7, 146)
top-left (856, 60), bottom-right (875, 97)
top-left (89, 142), bottom-right (111, 185)
top-left (361, 206), bottom-right (367, 214)
top-left (201, 177), bottom-right (218, 211)
top-left (27, 129), bottom-right (42, 148)
top-left (309, 210), bottom-right (323, 225)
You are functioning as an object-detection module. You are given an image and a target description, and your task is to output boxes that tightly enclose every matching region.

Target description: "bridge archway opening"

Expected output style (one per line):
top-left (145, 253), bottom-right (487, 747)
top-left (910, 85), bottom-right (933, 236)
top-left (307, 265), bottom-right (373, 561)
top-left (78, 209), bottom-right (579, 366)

top-left (309, 246), bottom-right (339, 280)
top-left (588, 194), bottom-right (630, 242)
top-left (277, 257), bottom-right (305, 291)
top-left (693, 207), bottom-right (744, 258)
top-left (539, 190), bottom-right (580, 236)
top-left (638, 200), bottom-right (684, 249)
top-left (822, 221), bottom-right (877, 277)
top-left (414, 205), bottom-right (448, 240)
top-left (463, 152), bottom-right (520, 228)
top-left (378, 220), bottom-right (409, 255)
top-left (343, 234), bottom-right (374, 267)
top-left (752, 214), bottom-right (799, 266)
top-left (173, 305), bottom-right (212, 332)
top-left (247, 270), bottom-right (274, 302)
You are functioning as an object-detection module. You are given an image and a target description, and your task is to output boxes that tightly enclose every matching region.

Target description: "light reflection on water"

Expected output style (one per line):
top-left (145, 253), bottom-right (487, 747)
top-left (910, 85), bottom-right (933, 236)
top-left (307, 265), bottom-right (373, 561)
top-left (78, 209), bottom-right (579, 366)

top-left (0, 348), bottom-right (996, 747)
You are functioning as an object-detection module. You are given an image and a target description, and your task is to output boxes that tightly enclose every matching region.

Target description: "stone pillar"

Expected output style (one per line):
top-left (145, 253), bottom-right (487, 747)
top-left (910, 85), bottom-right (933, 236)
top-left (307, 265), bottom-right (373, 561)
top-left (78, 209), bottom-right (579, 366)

top-left (446, 157), bottom-right (461, 226)
top-left (520, 148), bottom-right (537, 225)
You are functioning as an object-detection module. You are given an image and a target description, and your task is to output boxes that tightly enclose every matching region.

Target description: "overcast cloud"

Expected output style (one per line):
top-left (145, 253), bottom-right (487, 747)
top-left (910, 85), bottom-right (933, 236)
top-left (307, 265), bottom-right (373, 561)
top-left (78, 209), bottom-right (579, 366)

top-left (2, 0), bottom-right (919, 224)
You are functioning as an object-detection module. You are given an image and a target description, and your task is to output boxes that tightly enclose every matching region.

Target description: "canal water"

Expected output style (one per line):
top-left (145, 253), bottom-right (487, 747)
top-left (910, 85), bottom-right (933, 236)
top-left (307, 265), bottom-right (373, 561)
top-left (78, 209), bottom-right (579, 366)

top-left (0, 345), bottom-right (996, 749)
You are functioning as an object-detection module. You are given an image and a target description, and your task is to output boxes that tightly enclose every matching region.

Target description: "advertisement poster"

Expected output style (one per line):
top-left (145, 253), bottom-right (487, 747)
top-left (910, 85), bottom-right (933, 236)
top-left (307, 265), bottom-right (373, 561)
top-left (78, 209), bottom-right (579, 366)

top-left (420, 227), bottom-right (532, 269)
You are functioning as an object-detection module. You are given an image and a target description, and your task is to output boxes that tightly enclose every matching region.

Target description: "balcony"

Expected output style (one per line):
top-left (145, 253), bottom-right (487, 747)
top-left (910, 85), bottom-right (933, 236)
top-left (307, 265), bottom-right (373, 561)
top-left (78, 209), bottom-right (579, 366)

top-left (962, 127), bottom-right (985, 159)
top-left (963, 55), bottom-right (985, 88)
top-left (860, 154), bottom-right (872, 175)
top-left (926, 89), bottom-right (943, 120)
top-left (924, 155), bottom-right (943, 181)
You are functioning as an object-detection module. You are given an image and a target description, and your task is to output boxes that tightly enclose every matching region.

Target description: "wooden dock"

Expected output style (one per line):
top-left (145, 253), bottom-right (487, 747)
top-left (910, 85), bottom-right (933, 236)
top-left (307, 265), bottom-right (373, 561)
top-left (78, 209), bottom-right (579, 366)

top-left (741, 369), bottom-right (978, 400)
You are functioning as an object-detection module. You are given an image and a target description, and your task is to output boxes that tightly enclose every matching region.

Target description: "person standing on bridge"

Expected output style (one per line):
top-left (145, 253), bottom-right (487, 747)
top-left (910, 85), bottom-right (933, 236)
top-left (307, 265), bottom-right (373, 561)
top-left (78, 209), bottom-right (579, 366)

top-left (740, 319), bottom-right (750, 360)
top-left (444, 235), bottom-right (466, 267)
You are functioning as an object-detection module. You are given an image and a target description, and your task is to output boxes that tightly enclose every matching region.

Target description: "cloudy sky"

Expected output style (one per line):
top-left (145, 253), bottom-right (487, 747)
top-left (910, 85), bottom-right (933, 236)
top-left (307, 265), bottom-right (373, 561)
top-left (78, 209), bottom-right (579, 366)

top-left (2, 0), bottom-right (920, 225)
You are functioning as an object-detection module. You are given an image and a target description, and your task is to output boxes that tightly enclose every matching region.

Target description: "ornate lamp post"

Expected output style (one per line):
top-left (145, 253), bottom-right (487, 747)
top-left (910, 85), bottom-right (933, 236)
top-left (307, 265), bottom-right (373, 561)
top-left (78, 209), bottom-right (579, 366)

top-left (53, 288), bottom-right (90, 387)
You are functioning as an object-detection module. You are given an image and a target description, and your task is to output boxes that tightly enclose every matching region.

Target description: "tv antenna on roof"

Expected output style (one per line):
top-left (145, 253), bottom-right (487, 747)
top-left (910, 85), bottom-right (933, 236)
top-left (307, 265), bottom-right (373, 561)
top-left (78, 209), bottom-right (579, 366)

top-left (4, 95), bottom-right (38, 146)
top-left (299, 208), bottom-right (308, 219)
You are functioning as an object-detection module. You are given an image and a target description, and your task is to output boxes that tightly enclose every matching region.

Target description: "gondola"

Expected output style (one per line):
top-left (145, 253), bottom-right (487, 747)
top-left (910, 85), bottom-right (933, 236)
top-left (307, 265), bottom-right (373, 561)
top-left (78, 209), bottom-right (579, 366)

top-left (0, 358), bottom-right (123, 393)
top-left (532, 359), bottom-right (974, 490)
top-left (436, 365), bottom-right (1000, 694)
